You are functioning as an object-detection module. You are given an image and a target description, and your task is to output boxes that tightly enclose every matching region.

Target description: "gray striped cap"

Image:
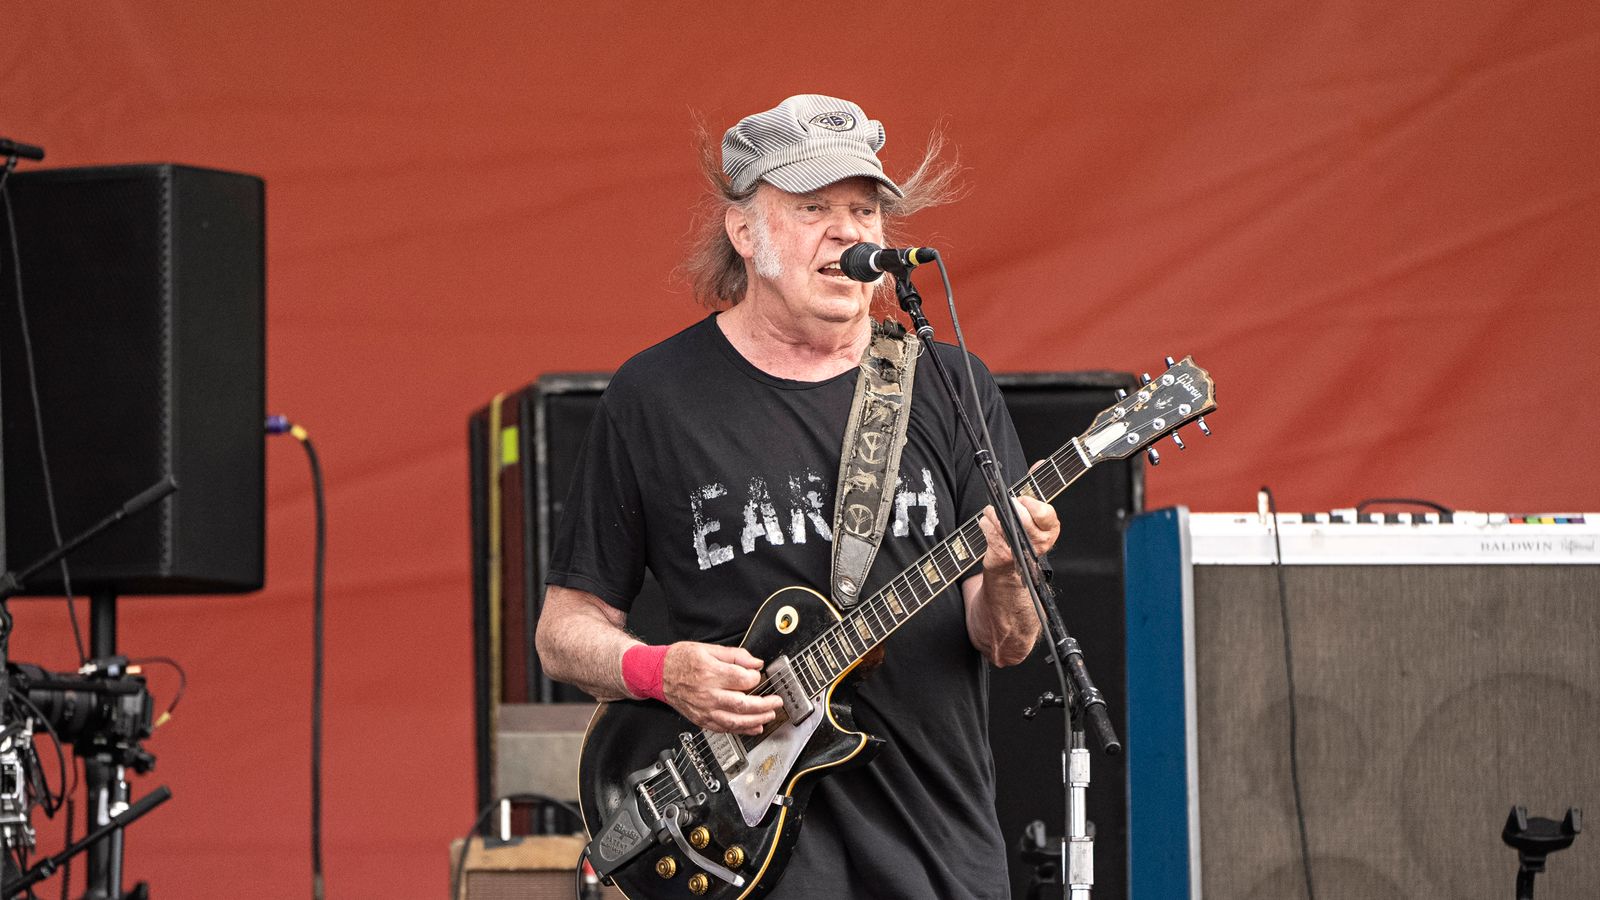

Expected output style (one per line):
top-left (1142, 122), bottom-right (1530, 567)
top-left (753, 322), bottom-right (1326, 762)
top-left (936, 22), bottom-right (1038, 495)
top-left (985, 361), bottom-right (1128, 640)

top-left (722, 94), bottom-right (904, 198)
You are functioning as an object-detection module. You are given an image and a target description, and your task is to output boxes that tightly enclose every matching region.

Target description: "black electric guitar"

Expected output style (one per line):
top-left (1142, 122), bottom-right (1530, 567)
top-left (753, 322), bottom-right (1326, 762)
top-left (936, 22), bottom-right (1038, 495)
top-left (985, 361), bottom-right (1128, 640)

top-left (578, 357), bottom-right (1217, 899)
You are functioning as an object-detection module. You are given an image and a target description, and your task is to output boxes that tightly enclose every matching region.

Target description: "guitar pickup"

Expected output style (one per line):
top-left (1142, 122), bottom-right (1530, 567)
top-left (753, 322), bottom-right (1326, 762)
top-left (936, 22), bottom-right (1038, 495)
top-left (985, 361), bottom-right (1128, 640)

top-left (763, 655), bottom-right (814, 723)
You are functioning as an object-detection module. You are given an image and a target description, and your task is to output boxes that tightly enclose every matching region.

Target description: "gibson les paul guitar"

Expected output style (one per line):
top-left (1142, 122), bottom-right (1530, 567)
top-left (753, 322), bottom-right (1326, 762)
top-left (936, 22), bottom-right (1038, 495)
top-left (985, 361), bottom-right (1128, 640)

top-left (579, 356), bottom-right (1217, 899)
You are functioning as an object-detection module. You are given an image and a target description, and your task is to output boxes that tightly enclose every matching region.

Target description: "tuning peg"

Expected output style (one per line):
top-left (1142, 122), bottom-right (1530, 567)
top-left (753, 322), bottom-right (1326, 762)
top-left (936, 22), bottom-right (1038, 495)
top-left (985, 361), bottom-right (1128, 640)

top-left (1115, 388), bottom-right (1128, 400)
top-left (1145, 447), bottom-right (1160, 466)
top-left (1140, 372), bottom-right (1153, 385)
top-left (1164, 355), bottom-right (1176, 367)
top-left (1197, 416), bottom-right (1212, 436)
top-left (1170, 430), bottom-right (1186, 450)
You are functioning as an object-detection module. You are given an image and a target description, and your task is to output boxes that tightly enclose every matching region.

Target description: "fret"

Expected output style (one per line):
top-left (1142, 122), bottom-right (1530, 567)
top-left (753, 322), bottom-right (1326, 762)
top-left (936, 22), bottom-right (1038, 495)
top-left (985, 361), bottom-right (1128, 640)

top-left (849, 621), bottom-right (867, 652)
top-left (920, 559), bottom-right (942, 591)
top-left (857, 608), bottom-right (878, 643)
top-left (792, 662), bottom-right (815, 698)
top-left (963, 522), bottom-right (986, 558)
top-left (820, 640), bottom-right (839, 671)
top-left (1017, 477), bottom-right (1040, 500)
top-left (1046, 455), bottom-right (1069, 494)
top-left (884, 587), bottom-right (906, 618)
top-left (805, 652), bottom-right (824, 686)
top-left (838, 623), bottom-right (863, 657)
top-left (828, 625), bottom-right (851, 661)
top-left (854, 615), bottom-right (874, 646)
top-left (951, 533), bottom-right (973, 563)
top-left (867, 600), bottom-right (891, 635)
top-left (903, 574), bottom-right (930, 609)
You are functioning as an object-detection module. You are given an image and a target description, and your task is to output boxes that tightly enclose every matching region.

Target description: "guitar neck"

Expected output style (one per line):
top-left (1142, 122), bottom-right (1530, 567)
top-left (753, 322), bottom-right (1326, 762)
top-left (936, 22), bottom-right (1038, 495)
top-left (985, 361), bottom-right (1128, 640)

top-left (788, 440), bottom-right (1092, 696)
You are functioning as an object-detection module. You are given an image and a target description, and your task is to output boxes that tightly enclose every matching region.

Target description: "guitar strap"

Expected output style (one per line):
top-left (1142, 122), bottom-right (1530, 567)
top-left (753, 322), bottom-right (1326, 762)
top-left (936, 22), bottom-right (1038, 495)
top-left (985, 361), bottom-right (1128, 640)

top-left (830, 318), bottom-right (920, 608)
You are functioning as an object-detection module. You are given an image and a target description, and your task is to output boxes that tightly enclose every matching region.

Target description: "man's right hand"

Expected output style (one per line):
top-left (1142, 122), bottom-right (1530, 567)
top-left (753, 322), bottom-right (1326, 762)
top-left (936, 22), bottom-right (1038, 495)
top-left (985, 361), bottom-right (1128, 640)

top-left (661, 642), bottom-right (784, 736)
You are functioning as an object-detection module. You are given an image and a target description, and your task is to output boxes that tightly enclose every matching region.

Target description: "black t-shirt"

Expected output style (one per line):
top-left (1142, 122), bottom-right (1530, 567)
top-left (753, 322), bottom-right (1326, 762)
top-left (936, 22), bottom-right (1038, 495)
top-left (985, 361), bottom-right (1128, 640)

top-left (548, 314), bottom-right (1033, 899)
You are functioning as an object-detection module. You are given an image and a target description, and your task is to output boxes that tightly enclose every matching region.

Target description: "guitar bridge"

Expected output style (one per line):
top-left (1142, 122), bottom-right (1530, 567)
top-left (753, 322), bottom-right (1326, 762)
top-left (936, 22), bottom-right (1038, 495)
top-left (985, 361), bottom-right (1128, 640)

top-left (680, 732), bottom-right (720, 792)
top-left (704, 730), bottom-right (747, 778)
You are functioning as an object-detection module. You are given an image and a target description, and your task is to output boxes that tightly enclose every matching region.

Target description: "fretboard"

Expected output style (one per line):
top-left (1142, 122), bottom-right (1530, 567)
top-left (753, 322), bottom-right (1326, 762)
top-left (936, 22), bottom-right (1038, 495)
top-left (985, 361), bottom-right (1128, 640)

top-left (787, 438), bottom-right (1092, 698)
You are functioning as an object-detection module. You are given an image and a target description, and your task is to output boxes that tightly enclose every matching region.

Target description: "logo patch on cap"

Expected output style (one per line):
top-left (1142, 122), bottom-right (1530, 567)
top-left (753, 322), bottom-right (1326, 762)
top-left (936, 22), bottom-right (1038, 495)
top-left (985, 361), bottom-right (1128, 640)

top-left (809, 111), bottom-right (857, 132)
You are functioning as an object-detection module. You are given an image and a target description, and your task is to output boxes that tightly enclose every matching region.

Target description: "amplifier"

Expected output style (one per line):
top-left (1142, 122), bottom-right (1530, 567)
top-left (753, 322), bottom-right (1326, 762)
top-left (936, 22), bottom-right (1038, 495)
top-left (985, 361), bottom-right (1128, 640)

top-left (450, 835), bottom-right (624, 900)
top-left (1124, 509), bottom-right (1599, 899)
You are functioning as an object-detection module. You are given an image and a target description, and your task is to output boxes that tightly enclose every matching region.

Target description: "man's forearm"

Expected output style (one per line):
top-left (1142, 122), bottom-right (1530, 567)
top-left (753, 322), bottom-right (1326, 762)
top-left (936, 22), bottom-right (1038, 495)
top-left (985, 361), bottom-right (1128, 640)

top-left (535, 586), bottom-right (640, 701)
top-left (964, 570), bottom-right (1042, 667)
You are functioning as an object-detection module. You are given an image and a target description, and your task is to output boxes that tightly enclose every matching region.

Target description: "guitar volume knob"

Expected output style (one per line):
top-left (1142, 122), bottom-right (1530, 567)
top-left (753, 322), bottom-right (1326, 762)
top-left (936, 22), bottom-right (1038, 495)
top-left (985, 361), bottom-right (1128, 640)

top-left (688, 873), bottom-right (710, 895)
top-left (724, 845), bottom-right (747, 869)
top-left (688, 826), bottom-right (711, 850)
top-left (655, 856), bottom-right (678, 878)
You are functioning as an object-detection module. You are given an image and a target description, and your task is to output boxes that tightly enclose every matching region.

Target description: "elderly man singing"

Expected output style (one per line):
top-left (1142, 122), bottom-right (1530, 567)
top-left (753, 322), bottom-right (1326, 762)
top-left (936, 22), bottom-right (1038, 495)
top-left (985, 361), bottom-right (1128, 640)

top-left (537, 94), bottom-right (1059, 899)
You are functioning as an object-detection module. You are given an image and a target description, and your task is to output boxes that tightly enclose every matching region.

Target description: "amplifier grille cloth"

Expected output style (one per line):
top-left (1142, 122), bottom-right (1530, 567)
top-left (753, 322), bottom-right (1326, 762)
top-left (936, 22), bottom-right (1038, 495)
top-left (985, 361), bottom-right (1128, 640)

top-left (1192, 565), bottom-right (1598, 899)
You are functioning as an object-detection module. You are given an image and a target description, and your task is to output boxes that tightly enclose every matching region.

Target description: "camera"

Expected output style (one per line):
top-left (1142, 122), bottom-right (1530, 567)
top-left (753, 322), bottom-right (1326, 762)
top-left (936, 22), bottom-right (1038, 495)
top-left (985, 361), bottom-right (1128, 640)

top-left (7, 658), bottom-right (154, 765)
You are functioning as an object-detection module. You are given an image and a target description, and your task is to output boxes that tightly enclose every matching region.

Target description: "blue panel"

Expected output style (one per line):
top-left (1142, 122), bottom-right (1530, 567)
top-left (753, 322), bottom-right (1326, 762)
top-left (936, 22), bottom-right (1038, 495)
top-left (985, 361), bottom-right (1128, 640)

top-left (1124, 507), bottom-right (1194, 899)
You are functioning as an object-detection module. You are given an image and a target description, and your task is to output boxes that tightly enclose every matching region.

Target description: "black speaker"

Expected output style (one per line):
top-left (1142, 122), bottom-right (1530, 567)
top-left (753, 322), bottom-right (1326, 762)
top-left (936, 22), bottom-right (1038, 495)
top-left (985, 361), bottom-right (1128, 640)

top-left (989, 373), bottom-right (1141, 900)
top-left (468, 372), bottom-right (1141, 897)
top-left (1, 164), bottom-right (266, 594)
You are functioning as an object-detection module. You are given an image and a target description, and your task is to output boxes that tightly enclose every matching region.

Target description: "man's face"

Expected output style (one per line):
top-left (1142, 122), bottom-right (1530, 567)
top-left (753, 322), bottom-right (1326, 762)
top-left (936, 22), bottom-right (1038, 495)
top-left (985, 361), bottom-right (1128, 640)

top-left (732, 177), bottom-right (887, 325)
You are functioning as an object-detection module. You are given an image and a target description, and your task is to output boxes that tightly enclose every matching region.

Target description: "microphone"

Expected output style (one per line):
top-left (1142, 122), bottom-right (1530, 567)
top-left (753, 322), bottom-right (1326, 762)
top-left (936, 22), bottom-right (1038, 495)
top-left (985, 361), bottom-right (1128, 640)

top-left (839, 242), bottom-right (939, 282)
top-left (0, 137), bottom-right (45, 161)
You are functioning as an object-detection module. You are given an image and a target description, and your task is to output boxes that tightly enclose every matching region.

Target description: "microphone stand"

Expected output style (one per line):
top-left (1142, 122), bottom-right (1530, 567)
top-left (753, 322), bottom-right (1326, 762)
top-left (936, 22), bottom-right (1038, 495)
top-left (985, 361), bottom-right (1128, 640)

top-left (892, 270), bottom-right (1118, 900)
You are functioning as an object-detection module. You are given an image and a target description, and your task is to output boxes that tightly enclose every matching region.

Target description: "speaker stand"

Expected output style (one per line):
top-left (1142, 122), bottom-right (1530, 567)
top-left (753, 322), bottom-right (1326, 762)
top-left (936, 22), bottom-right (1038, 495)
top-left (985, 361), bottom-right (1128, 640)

top-left (81, 590), bottom-right (146, 900)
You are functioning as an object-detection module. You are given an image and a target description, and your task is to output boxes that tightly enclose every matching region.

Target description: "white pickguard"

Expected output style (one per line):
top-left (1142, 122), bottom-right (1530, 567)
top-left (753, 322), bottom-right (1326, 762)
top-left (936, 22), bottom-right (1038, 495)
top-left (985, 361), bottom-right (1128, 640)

top-left (722, 712), bottom-right (827, 828)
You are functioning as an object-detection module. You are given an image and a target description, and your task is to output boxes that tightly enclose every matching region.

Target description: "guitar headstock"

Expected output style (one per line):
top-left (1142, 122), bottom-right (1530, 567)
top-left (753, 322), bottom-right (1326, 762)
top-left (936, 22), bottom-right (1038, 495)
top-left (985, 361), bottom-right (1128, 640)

top-left (1079, 356), bottom-right (1216, 465)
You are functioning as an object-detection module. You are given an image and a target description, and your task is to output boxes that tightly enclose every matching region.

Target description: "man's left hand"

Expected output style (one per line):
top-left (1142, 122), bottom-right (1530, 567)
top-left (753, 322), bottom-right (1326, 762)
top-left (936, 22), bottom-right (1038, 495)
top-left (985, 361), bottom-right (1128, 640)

top-left (978, 495), bottom-right (1060, 577)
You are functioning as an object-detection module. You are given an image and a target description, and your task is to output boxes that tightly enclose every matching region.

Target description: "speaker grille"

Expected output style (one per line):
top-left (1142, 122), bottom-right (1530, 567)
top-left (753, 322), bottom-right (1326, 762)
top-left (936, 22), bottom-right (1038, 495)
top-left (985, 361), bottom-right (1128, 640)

top-left (1192, 565), bottom-right (1599, 898)
top-left (451, 836), bottom-right (625, 900)
top-left (1, 164), bottom-right (265, 593)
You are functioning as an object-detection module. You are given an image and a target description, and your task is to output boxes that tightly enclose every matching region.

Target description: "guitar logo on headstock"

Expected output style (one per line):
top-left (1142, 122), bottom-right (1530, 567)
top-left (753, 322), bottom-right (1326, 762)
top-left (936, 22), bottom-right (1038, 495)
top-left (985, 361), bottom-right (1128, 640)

top-left (1079, 357), bottom-right (1216, 465)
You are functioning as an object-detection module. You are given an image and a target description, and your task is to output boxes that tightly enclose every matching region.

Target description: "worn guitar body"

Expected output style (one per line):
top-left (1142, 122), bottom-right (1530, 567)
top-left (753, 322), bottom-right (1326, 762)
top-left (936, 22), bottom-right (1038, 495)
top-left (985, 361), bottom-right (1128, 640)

top-left (577, 356), bottom-right (1216, 899)
top-left (579, 586), bottom-right (880, 900)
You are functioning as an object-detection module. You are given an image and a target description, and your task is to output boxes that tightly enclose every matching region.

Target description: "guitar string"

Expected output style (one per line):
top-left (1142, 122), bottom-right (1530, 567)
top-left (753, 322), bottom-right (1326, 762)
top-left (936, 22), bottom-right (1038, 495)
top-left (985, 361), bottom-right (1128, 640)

top-left (629, 383), bottom-right (1210, 808)
top-left (633, 449), bottom-right (1090, 801)
top-left (634, 454), bottom-right (1087, 801)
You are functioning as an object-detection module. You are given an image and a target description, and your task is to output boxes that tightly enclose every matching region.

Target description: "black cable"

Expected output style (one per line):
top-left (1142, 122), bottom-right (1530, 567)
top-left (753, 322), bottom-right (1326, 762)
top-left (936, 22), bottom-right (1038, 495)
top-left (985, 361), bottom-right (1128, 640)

top-left (8, 843), bottom-right (36, 900)
top-left (58, 798), bottom-right (71, 900)
top-left (1263, 486), bottom-right (1316, 900)
top-left (1354, 497), bottom-right (1453, 515)
top-left (0, 163), bottom-right (87, 664)
top-left (929, 257), bottom-right (1084, 900)
top-left (450, 793), bottom-right (584, 900)
top-left (8, 689), bottom-right (69, 811)
top-left (268, 418), bottom-right (328, 900)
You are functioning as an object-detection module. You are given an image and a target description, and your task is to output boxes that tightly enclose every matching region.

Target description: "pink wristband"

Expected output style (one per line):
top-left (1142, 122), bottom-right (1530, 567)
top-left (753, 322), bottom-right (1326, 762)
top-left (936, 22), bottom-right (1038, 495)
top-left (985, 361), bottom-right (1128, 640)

top-left (621, 644), bottom-right (670, 702)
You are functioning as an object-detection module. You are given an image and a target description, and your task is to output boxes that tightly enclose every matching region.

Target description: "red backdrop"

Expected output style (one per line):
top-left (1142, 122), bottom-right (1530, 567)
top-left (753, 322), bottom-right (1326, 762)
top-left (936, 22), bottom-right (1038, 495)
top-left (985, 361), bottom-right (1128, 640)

top-left (4, 2), bottom-right (1597, 896)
